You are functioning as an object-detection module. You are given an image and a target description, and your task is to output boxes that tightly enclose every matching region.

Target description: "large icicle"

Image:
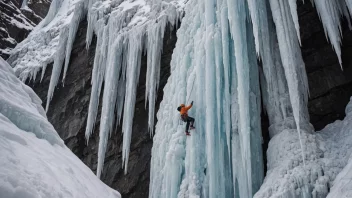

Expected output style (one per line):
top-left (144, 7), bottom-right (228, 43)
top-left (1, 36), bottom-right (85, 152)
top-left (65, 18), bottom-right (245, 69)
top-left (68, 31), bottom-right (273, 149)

top-left (269, 0), bottom-right (309, 166)
top-left (121, 29), bottom-right (144, 173)
top-left (85, 21), bottom-right (108, 141)
top-left (145, 17), bottom-right (167, 134)
top-left (45, 26), bottom-right (69, 112)
top-left (313, 0), bottom-right (344, 65)
top-left (40, 0), bottom-right (64, 27)
top-left (96, 36), bottom-right (124, 178)
top-left (63, 1), bottom-right (86, 83)
top-left (227, 0), bottom-right (264, 196)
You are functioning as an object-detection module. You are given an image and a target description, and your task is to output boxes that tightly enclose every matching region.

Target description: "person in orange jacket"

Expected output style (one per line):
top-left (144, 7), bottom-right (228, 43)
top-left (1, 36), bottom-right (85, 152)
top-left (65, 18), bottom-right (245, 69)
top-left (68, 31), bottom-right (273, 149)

top-left (177, 101), bottom-right (195, 136)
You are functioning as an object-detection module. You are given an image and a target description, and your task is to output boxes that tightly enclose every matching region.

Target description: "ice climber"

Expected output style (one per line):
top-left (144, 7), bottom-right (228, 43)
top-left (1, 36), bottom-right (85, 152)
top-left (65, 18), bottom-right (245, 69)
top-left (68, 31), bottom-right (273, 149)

top-left (177, 101), bottom-right (195, 136)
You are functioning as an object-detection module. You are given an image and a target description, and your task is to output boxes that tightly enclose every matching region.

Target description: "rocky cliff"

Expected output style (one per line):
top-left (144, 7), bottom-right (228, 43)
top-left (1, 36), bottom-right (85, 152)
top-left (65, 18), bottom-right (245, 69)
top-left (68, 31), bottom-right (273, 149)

top-left (28, 1), bottom-right (352, 197)
top-left (0, 0), bottom-right (50, 59)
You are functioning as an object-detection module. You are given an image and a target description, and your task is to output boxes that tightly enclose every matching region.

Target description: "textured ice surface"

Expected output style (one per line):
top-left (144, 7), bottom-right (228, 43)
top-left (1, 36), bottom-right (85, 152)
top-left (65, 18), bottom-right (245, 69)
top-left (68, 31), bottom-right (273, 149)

top-left (255, 98), bottom-right (352, 198)
top-left (0, 57), bottom-right (63, 146)
top-left (150, 0), bottom-right (264, 197)
top-left (0, 57), bottom-right (120, 198)
top-left (150, 0), bottom-right (352, 198)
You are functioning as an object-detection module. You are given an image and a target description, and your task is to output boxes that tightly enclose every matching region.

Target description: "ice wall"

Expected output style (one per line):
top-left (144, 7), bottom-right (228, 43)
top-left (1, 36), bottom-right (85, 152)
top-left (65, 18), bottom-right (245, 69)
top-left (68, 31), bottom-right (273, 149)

top-left (0, 57), bottom-right (120, 198)
top-left (150, 0), bottom-right (352, 198)
top-left (149, 0), bottom-right (266, 197)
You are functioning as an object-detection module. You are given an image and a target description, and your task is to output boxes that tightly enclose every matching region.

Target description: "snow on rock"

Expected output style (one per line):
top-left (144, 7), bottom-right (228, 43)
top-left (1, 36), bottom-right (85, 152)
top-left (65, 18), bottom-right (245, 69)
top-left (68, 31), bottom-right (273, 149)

top-left (0, 0), bottom-right (36, 59)
top-left (325, 97), bottom-right (352, 198)
top-left (0, 56), bottom-right (120, 198)
top-left (8, 0), bottom-right (187, 176)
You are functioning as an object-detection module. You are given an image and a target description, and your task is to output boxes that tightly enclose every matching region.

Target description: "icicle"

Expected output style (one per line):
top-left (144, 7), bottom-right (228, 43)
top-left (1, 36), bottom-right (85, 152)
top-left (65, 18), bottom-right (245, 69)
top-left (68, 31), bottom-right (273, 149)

top-left (219, 0), bottom-right (232, 159)
top-left (145, 17), bottom-right (167, 135)
top-left (85, 22), bottom-right (108, 142)
top-left (204, 0), bottom-right (219, 196)
top-left (46, 26), bottom-right (69, 112)
top-left (269, 0), bottom-right (309, 166)
top-left (21, 0), bottom-right (28, 8)
top-left (313, 0), bottom-right (343, 66)
top-left (63, 2), bottom-right (86, 83)
top-left (288, 0), bottom-right (301, 45)
top-left (86, 1), bottom-right (100, 49)
top-left (96, 36), bottom-right (124, 178)
top-left (227, 0), bottom-right (254, 196)
top-left (121, 29), bottom-right (144, 173)
top-left (40, 0), bottom-right (64, 28)
top-left (246, 0), bottom-right (292, 127)
top-left (346, 0), bottom-right (352, 17)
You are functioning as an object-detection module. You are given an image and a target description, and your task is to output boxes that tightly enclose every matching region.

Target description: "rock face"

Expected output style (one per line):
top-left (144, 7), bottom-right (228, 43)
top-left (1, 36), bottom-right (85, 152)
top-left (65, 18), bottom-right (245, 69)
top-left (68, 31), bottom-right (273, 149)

top-left (0, 0), bottom-right (50, 59)
top-left (299, 1), bottom-right (352, 130)
top-left (28, 1), bottom-right (352, 198)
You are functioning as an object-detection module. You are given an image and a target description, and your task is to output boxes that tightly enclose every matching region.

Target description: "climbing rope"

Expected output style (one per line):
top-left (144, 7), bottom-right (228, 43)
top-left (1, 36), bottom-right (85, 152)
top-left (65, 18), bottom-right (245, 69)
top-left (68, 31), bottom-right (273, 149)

top-left (186, 76), bottom-right (196, 104)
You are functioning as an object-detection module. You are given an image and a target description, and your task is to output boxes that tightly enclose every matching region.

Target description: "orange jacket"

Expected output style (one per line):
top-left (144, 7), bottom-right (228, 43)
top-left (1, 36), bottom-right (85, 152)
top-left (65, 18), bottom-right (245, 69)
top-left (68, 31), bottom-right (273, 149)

top-left (180, 103), bottom-right (192, 116)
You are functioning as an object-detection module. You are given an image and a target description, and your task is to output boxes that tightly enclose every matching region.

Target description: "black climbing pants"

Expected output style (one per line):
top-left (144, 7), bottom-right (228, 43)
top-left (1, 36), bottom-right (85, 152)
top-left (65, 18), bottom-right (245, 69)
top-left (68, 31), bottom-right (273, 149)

top-left (185, 116), bottom-right (195, 132)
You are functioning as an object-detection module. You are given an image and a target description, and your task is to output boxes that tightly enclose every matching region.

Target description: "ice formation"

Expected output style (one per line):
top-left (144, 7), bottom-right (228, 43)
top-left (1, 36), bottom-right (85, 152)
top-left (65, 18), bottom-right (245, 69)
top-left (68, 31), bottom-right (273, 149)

top-left (255, 98), bottom-right (352, 198)
top-left (0, 57), bottom-right (120, 198)
top-left (8, 0), bottom-right (186, 177)
top-left (7, 0), bottom-right (352, 197)
top-left (150, 0), bottom-right (352, 198)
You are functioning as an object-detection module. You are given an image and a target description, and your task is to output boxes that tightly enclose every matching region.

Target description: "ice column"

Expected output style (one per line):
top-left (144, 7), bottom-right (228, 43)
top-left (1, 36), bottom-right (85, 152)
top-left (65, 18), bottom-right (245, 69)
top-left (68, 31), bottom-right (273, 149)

top-left (269, 0), bottom-right (310, 164)
top-left (121, 29), bottom-right (144, 173)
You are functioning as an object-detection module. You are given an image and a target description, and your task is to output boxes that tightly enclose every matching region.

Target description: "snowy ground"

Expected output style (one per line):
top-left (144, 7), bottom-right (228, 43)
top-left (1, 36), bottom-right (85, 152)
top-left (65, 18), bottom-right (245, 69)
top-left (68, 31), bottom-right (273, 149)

top-left (0, 57), bottom-right (120, 198)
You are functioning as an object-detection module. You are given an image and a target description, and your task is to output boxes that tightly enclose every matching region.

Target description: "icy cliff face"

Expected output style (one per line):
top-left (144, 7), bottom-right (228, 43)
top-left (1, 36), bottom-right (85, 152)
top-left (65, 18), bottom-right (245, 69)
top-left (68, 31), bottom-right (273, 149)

top-left (149, 0), bottom-right (352, 198)
top-left (0, 57), bottom-right (120, 198)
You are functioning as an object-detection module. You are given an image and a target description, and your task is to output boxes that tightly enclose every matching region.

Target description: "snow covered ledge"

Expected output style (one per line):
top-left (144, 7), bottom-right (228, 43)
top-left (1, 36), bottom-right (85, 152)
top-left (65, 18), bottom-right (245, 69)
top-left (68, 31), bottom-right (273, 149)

top-left (255, 98), bottom-right (352, 198)
top-left (0, 57), bottom-right (120, 198)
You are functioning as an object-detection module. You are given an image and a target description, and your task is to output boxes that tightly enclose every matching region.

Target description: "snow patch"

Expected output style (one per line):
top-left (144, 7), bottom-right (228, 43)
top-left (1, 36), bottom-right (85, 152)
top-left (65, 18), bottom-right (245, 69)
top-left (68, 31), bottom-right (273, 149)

top-left (0, 57), bottom-right (120, 198)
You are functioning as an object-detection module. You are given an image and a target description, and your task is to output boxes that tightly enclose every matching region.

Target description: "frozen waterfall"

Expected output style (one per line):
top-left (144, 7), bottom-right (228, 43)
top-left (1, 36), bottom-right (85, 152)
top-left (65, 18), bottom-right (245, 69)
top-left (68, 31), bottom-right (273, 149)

top-left (149, 0), bottom-right (352, 198)
top-left (7, 0), bottom-right (352, 197)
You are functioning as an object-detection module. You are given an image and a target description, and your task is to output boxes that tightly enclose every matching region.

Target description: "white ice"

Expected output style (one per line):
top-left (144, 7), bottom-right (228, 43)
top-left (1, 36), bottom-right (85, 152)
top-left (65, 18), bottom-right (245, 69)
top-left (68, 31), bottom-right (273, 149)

top-left (255, 98), bottom-right (352, 198)
top-left (0, 57), bottom-right (120, 198)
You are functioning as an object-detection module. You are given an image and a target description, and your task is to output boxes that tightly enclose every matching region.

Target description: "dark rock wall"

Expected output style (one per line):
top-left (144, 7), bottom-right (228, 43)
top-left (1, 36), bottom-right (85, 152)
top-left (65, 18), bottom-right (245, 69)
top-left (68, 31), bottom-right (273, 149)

top-left (299, 1), bottom-right (352, 130)
top-left (27, 2), bottom-right (352, 198)
top-left (30, 20), bottom-right (177, 198)
top-left (0, 0), bottom-right (50, 59)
